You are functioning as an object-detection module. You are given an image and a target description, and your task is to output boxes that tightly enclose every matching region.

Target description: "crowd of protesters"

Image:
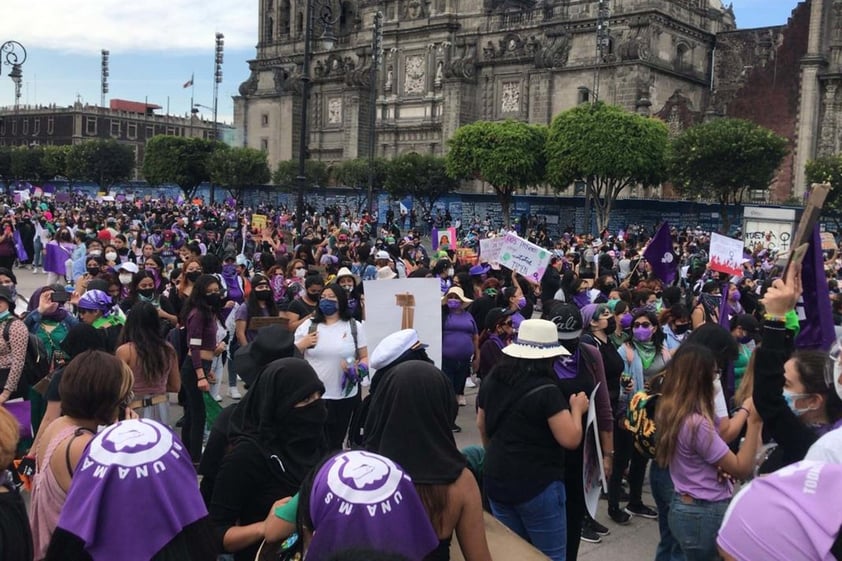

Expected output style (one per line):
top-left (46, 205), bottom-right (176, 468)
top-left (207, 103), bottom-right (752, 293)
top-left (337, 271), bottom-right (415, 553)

top-left (0, 193), bottom-right (839, 561)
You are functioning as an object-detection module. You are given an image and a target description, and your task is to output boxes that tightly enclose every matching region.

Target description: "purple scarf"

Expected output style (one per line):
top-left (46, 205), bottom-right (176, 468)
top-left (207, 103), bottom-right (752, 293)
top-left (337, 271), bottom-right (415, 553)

top-left (553, 350), bottom-right (579, 380)
top-left (572, 291), bottom-right (591, 310)
top-left (306, 450), bottom-right (439, 561)
top-left (28, 287), bottom-right (69, 322)
top-left (56, 419), bottom-right (207, 561)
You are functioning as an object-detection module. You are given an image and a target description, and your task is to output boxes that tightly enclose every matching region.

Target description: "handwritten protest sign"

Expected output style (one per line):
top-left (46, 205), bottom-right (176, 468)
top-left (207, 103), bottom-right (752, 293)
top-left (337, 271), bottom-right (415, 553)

top-left (251, 214), bottom-right (267, 231)
top-left (479, 237), bottom-right (506, 264)
top-left (709, 233), bottom-right (745, 276)
top-left (498, 234), bottom-right (552, 283)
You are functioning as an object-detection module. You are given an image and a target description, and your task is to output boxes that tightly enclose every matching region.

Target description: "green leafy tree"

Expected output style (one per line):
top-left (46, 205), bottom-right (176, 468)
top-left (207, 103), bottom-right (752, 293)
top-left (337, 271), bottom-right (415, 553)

top-left (546, 102), bottom-right (669, 232)
top-left (142, 136), bottom-right (218, 199)
top-left (446, 120), bottom-right (546, 224)
top-left (0, 147), bottom-right (13, 183)
top-left (208, 146), bottom-right (271, 202)
top-left (41, 145), bottom-right (70, 180)
top-left (667, 118), bottom-right (788, 232)
top-left (806, 155), bottom-right (842, 229)
top-left (65, 140), bottom-right (135, 188)
top-left (333, 158), bottom-right (388, 210)
top-left (272, 159), bottom-right (329, 191)
top-left (10, 146), bottom-right (46, 182)
top-left (385, 153), bottom-right (458, 213)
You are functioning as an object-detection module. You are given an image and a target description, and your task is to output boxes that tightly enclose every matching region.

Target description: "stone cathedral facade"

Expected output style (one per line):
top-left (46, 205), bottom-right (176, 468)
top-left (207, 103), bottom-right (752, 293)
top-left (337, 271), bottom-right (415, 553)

top-left (237, 0), bottom-right (842, 202)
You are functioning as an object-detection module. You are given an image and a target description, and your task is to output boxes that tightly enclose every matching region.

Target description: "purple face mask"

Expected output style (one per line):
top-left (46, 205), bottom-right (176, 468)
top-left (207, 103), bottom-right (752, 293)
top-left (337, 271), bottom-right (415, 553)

top-left (517, 297), bottom-right (527, 309)
top-left (730, 290), bottom-right (741, 302)
top-left (446, 299), bottom-right (462, 310)
top-left (633, 326), bottom-right (653, 342)
top-left (620, 313), bottom-right (633, 330)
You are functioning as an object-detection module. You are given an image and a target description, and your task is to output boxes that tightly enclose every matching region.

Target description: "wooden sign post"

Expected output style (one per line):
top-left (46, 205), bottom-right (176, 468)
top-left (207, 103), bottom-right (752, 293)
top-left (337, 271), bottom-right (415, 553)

top-left (395, 293), bottom-right (416, 329)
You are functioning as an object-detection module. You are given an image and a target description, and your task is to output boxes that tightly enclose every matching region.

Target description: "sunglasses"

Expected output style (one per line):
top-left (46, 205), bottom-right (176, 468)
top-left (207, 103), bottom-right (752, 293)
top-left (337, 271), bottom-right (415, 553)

top-left (501, 320), bottom-right (513, 326)
top-left (632, 322), bottom-right (652, 329)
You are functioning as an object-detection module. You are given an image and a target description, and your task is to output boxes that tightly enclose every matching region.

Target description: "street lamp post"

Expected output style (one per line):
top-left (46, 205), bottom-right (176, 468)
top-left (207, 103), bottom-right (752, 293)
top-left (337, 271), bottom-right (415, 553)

top-left (1, 41), bottom-right (27, 110)
top-left (212, 33), bottom-right (224, 205)
top-left (366, 12), bottom-right (383, 217)
top-left (295, 0), bottom-right (339, 237)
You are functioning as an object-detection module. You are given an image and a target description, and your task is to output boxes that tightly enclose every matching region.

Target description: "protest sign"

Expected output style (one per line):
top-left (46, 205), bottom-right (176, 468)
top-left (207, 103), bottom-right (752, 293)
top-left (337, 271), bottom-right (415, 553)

top-left (583, 383), bottom-right (606, 518)
top-left (498, 234), bottom-right (552, 283)
top-left (479, 237), bottom-right (506, 264)
top-left (251, 214), bottom-right (268, 231)
top-left (709, 233), bottom-right (744, 276)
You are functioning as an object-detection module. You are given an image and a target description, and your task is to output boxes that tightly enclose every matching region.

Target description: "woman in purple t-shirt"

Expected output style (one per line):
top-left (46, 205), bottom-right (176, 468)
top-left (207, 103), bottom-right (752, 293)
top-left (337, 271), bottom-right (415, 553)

top-left (441, 287), bottom-right (479, 410)
top-left (654, 344), bottom-right (763, 561)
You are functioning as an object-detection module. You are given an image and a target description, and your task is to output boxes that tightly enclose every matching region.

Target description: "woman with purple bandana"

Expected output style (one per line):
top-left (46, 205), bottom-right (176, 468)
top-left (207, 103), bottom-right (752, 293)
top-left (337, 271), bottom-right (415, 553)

top-left (654, 344), bottom-right (763, 561)
top-left (501, 285), bottom-right (527, 332)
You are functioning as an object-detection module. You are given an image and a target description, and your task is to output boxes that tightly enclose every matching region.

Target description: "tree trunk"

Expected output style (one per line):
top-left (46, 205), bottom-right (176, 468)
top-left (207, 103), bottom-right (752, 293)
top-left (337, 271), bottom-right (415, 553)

top-left (720, 199), bottom-right (731, 234)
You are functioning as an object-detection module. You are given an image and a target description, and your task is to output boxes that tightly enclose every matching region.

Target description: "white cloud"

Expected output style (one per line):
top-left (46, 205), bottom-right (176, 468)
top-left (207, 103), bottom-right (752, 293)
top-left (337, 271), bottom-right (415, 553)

top-left (4, 0), bottom-right (257, 55)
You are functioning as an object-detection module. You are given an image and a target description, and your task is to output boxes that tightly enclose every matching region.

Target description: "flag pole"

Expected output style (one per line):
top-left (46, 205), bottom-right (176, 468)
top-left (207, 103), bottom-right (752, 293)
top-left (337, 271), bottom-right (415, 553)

top-left (189, 73), bottom-right (195, 137)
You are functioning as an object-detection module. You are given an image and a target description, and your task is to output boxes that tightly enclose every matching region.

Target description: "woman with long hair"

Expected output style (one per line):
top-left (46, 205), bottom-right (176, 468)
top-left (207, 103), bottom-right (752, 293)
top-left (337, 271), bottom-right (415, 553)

top-left (477, 320), bottom-right (587, 561)
top-left (180, 274), bottom-right (225, 462)
top-left (654, 344), bottom-right (763, 561)
top-left (168, 257), bottom-right (203, 320)
top-left (501, 284), bottom-right (527, 332)
top-left (614, 308), bottom-right (666, 521)
top-left (476, 307), bottom-right (514, 381)
top-left (367, 360), bottom-right (492, 561)
top-left (228, 274), bottom-right (279, 400)
top-left (29, 351), bottom-right (134, 560)
top-left (115, 301), bottom-right (180, 423)
top-left (294, 283), bottom-right (367, 450)
top-left (119, 270), bottom-right (179, 328)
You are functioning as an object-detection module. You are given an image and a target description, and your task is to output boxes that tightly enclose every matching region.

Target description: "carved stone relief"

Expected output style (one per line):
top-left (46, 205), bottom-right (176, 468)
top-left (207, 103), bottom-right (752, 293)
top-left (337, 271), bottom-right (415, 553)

top-left (327, 98), bottom-right (343, 124)
top-left (405, 55), bottom-right (426, 94)
top-left (501, 81), bottom-right (520, 113)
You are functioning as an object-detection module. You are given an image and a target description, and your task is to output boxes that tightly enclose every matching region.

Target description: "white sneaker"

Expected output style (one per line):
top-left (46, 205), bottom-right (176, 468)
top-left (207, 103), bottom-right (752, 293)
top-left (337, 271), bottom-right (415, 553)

top-left (465, 376), bottom-right (476, 389)
top-left (229, 387), bottom-right (242, 400)
top-left (213, 394), bottom-right (223, 402)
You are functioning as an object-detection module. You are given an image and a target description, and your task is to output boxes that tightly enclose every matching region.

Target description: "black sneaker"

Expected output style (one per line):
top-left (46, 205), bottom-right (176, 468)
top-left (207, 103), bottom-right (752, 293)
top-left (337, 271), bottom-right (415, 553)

top-left (608, 507), bottom-right (632, 525)
top-left (580, 526), bottom-right (602, 544)
top-left (587, 518), bottom-right (610, 536)
top-left (625, 503), bottom-right (658, 519)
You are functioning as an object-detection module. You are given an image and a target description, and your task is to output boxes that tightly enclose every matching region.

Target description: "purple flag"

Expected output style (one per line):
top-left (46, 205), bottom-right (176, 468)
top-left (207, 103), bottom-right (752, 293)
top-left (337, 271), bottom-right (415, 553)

top-left (12, 230), bottom-right (27, 262)
top-left (643, 222), bottom-right (677, 284)
top-left (44, 241), bottom-right (73, 276)
top-left (795, 225), bottom-right (836, 351)
top-left (3, 401), bottom-right (31, 439)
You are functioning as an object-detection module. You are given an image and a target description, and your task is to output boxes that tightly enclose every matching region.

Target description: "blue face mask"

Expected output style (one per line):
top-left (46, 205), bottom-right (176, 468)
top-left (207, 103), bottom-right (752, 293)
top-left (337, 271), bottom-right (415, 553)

top-left (0, 310), bottom-right (10, 321)
top-left (782, 389), bottom-right (814, 417)
top-left (319, 299), bottom-right (339, 316)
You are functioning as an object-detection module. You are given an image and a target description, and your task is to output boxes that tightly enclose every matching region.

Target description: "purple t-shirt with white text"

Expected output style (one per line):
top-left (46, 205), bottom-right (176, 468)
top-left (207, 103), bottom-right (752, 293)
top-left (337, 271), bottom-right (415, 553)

top-left (669, 413), bottom-right (733, 502)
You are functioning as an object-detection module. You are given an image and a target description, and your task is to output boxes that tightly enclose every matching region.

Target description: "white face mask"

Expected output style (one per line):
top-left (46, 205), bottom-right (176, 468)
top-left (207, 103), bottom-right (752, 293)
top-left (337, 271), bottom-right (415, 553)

top-left (105, 252), bottom-right (118, 262)
top-left (446, 268), bottom-right (455, 277)
top-left (119, 274), bottom-right (133, 286)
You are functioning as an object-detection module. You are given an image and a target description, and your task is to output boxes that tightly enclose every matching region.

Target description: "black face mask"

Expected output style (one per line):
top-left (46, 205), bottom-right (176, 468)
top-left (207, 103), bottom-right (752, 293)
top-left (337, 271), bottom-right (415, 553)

top-left (186, 271), bottom-right (201, 283)
top-left (605, 317), bottom-right (617, 334)
top-left (87, 267), bottom-right (100, 277)
top-left (255, 290), bottom-right (273, 301)
top-left (673, 323), bottom-right (691, 335)
top-left (307, 292), bottom-right (321, 302)
top-left (137, 288), bottom-right (155, 299)
top-left (205, 293), bottom-right (222, 307)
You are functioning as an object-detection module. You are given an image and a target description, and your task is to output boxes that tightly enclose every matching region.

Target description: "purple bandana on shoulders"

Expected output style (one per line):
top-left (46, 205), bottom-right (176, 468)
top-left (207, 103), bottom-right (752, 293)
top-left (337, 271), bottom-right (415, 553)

top-left (56, 419), bottom-right (207, 561)
top-left (306, 450), bottom-right (439, 561)
top-left (554, 350), bottom-right (579, 380)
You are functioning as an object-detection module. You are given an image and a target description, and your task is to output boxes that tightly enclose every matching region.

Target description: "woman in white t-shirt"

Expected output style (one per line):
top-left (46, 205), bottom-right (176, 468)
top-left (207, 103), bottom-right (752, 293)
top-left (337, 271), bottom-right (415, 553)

top-left (295, 283), bottom-right (367, 450)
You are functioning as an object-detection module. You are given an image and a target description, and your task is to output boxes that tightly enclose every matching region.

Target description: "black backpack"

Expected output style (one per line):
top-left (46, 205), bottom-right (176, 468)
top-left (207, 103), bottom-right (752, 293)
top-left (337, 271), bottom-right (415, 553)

top-left (3, 320), bottom-right (50, 387)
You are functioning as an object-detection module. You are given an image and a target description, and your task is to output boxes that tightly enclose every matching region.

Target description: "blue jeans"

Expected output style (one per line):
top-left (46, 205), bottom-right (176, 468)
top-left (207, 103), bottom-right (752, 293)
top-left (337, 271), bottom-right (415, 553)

top-left (33, 237), bottom-right (43, 268)
top-left (667, 494), bottom-right (729, 561)
top-left (490, 480), bottom-right (567, 561)
top-left (650, 464), bottom-right (685, 561)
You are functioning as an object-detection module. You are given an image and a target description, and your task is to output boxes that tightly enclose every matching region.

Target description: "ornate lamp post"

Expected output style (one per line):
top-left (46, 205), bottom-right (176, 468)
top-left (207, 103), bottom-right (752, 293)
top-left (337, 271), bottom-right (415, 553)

top-left (1, 41), bottom-right (27, 110)
top-left (295, 0), bottom-right (339, 237)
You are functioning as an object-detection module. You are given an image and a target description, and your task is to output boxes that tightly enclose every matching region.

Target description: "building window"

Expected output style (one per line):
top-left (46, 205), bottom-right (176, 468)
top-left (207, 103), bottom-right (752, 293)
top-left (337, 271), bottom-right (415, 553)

top-left (47, 117), bottom-right (54, 135)
top-left (32, 119), bottom-right (40, 136)
top-left (0, 120), bottom-right (5, 135)
top-left (261, 114), bottom-right (269, 127)
top-left (110, 120), bottom-right (121, 137)
top-left (577, 87), bottom-right (590, 105)
top-left (22, 119), bottom-right (29, 135)
top-left (146, 125), bottom-right (154, 138)
top-left (10, 120), bottom-right (15, 136)
top-left (127, 122), bottom-right (138, 139)
top-left (166, 126), bottom-right (176, 136)
top-left (86, 117), bottom-right (97, 135)
top-left (260, 138), bottom-right (269, 151)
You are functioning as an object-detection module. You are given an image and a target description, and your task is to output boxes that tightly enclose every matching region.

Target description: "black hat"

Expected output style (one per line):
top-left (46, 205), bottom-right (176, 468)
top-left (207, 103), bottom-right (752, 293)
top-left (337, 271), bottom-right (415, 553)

top-left (232, 325), bottom-right (295, 386)
top-left (546, 301), bottom-right (584, 341)
top-left (0, 286), bottom-right (14, 310)
top-left (0, 267), bottom-right (17, 285)
top-left (484, 307), bottom-right (514, 331)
